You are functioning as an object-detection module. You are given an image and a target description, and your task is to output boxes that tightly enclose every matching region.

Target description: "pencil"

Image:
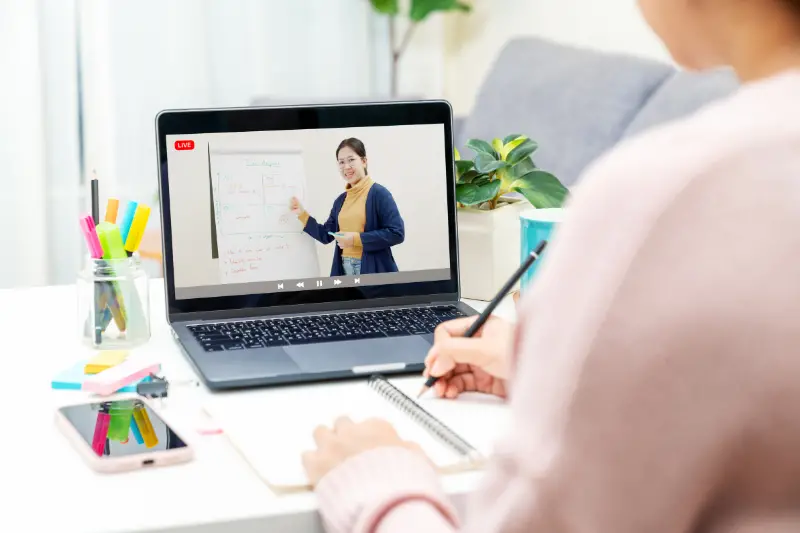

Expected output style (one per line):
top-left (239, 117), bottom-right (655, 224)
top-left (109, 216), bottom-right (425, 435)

top-left (416, 240), bottom-right (549, 399)
top-left (91, 169), bottom-right (100, 225)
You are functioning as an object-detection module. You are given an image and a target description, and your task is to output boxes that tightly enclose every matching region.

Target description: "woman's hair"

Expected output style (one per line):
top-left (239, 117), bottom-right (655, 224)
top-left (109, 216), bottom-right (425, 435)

top-left (336, 137), bottom-right (368, 175)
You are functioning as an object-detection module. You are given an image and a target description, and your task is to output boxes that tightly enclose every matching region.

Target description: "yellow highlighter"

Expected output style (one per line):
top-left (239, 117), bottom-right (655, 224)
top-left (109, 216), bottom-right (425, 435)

top-left (124, 205), bottom-right (151, 255)
top-left (132, 403), bottom-right (159, 448)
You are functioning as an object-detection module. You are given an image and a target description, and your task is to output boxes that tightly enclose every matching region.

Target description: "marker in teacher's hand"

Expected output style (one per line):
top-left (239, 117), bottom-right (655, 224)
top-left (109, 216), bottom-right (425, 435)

top-left (328, 232), bottom-right (343, 237)
top-left (416, 240), bottom-right (549, 399)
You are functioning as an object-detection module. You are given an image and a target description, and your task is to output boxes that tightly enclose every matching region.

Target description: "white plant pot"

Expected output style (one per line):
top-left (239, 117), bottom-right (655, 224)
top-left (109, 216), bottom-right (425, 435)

top-left (456, 200), bottom-right (529, 301)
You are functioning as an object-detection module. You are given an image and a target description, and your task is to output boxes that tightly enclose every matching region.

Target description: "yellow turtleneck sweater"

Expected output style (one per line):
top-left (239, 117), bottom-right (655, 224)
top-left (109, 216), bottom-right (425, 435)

top-left (299, 176), bottom-right (374, 258)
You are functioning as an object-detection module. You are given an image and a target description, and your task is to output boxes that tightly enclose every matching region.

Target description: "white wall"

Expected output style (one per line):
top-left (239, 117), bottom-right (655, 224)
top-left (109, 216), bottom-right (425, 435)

top-left (443, 0), bottom-right (673, 115)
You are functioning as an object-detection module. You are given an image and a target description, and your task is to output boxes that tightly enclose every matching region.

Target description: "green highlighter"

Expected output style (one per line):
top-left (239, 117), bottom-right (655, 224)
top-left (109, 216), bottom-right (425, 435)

top-left (96, 223), bottom-right (129, 329)
top-left (97, 222), bottom-right (128, 260)
top-left (96, 222), bottom-right (149, 340)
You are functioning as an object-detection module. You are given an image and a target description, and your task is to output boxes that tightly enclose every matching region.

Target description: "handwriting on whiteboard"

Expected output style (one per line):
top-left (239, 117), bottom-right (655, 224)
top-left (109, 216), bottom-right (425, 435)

top-left (209, 148), bottom-right (320, 284)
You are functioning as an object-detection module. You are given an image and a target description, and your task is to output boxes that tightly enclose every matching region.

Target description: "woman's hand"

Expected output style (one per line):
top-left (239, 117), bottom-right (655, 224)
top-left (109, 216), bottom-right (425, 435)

top-left (424, 316), bottom-right (514, 399)
top-left (302, 417), bottom-right (425, 486)
top-left (333, 232), bottom-right (358, 249)
top-left (289, 196), bottom-right (304, 215)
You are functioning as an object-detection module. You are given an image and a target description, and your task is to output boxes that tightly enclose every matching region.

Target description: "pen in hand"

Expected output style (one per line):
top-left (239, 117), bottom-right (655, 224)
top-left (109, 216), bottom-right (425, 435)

top-left (416, 240), bottom-right (548, 399)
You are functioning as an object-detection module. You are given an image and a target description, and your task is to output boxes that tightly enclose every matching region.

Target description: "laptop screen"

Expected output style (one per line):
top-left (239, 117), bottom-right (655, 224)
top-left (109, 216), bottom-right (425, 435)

top-left (157, 103), bottom-right (458, 314)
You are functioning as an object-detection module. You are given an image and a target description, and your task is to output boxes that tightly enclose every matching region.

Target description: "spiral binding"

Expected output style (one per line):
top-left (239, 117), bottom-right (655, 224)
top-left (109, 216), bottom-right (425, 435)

top-left (368, 375), bottom-right (480, 460)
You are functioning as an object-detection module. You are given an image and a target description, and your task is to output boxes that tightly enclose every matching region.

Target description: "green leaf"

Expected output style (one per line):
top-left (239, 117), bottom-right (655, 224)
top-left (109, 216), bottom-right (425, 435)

top-left (457, 170), bottom-right (482, 184)
top-left (370, 0), bottom-right (399, 15)
top-left (465, 138), bottom-right (497, 157)
top-left (454, 147), bottom-right (461, 160)
top-left (507, 139), bottom-right (538, 165)
top-left (475, 153), bottom-right (507, 174)
top-left (472, 174), bottom-right (492, 186)
top-left (502, 133), bottom-right (524, 145)
top-left (511, 170), bottom-right (569, 209)
top-left (455, 159), bottom-right (474, 177)
top-left (410, 0), bottom-right (470, 22)
top-left (491, 138), bottom-right (504, 156)
top-left (500, 137), bottom-right (526, 160)
top-left (456, 180), bottom-right (502, 206)
top-left (510, 157), bottom-right (536, 178)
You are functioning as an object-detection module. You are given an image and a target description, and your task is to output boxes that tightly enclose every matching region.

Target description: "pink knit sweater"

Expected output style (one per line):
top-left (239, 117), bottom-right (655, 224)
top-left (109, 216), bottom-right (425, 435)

top-left (315, 69), bottom-right (800, 533)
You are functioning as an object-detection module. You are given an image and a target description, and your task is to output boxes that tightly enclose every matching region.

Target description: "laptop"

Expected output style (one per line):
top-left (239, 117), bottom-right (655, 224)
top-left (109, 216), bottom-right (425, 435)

top-left (155, 100), bottom-right (478, 390)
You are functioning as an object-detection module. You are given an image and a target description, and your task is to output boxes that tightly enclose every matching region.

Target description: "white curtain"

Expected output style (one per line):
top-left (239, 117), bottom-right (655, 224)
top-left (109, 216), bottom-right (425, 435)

top-left (0, 0), bottom-right (446, 288)
top-left (78, 0), bottom-right (395, 213)
top-left (0, 0), bottom-right (82, 289)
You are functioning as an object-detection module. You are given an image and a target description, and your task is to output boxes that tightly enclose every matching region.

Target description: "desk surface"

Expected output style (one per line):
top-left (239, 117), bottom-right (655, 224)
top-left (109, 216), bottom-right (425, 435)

top-left (1, 279), bottom-right (515, 533)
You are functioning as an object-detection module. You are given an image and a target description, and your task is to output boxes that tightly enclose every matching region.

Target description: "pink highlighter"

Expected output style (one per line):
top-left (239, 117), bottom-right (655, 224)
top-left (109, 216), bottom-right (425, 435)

top-left (91, 411), bottom-right (111, 456)
top-left (79, 215), bottom-right (104, 259)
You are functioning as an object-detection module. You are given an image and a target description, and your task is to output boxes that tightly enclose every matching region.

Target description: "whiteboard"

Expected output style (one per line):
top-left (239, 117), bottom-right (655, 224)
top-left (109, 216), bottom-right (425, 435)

top-left (209, 147), bottom-right (320, 284)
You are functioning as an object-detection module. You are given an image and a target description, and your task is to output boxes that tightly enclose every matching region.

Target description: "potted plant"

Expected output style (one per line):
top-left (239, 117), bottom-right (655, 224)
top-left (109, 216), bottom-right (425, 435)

top-left (455, 134), bottom-right (569, 300)
top-left (369, 0), bottom-right (471, 98)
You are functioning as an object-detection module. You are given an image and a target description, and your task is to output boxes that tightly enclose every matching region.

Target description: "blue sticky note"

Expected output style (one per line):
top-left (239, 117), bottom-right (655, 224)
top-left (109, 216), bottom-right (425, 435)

top-left (119, 201), bottom-right (138, 244)
top-left (52, 360), bottom-right (150, 392)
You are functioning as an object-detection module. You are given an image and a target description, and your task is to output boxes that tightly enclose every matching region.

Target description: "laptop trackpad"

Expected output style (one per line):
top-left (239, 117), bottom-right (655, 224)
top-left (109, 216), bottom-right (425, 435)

top-left (286, 336), bottom-right (432, 374)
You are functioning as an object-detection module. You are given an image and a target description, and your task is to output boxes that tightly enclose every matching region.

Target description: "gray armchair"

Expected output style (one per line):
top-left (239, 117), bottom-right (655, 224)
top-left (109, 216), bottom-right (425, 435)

top-left (456, 37), bottom-right (739, 187)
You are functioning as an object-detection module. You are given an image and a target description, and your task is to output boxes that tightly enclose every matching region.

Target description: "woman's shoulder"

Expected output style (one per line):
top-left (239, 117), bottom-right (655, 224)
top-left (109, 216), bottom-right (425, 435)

top-left (367, 182), bottom-right (395, 200)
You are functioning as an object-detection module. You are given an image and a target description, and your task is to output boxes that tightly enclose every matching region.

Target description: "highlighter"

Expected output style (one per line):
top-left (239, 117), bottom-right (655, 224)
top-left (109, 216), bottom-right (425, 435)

top-left (132, 404), bottom-right (159, 448)
top-left (95, 222), bottom-right (129, 329)
top-left (96, 222), bottom-right (128, 260)
top-left (124, 204), bottom-right (151, 254)
top-left (107, 400), bottom-right (135, 442)
top-left (105, 198), bottom-right (120, 224)
top-left (130, 414), bottom-right (145, 445)
top-left (119, 201), bottom-right (138, 245)
top-left (91, 411), bottom-right (111, 456)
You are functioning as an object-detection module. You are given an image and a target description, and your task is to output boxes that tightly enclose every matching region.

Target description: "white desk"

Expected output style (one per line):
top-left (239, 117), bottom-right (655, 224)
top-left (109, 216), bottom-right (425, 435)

top-left (2, 279), bottom-right (514, 533)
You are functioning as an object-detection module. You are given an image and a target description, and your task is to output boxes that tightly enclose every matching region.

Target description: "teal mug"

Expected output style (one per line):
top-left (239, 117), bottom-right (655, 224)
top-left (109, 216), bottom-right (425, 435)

top-left (520, 208), bottom-right (565, 291)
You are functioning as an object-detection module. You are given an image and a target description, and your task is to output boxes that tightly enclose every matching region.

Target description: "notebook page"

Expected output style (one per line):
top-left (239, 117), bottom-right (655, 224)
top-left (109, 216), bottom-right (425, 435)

top-left (203, 380), bottom-right (461, 491)
top-left (387, 376), bottom-right (511, 458)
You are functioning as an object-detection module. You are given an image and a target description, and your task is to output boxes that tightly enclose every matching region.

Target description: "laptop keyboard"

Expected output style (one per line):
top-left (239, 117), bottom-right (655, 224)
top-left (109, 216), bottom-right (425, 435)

top-left (187, 305), bottom-right (468, 352)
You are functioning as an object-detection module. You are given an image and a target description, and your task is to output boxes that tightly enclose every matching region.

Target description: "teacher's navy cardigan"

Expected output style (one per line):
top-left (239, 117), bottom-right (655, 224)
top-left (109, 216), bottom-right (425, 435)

top-left (303, 183), bottom-right (404, 276)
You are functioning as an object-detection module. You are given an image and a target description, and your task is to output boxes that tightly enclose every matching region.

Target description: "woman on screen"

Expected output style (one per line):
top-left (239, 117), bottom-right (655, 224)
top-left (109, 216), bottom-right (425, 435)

top-left (290, 137), bottom-right (405, 277)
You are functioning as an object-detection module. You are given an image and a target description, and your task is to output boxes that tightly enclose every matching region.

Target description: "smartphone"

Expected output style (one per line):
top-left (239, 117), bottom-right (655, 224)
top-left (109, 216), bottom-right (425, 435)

top-left (55, 395), bottom-right (194, 473)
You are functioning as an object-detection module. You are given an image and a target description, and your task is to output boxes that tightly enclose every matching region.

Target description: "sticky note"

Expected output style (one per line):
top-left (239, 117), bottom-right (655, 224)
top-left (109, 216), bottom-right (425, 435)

top-left (52, 360), bottom-right (150, 392)
top-left (84, 350), bottom-right (129, 375)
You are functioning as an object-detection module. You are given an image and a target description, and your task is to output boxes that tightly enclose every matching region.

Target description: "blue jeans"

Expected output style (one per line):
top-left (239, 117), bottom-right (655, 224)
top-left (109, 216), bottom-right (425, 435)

top-left (342, 257), bottom-right (362, 276)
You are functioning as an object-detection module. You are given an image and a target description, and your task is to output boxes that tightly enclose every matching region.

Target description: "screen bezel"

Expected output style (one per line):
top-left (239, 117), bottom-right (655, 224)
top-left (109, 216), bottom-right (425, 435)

top-left (155, 100), bottom-right (460, 321)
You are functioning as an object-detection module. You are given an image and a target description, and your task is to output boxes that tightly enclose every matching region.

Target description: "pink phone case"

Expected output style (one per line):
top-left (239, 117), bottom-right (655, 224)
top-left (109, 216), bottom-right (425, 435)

top-left (55, 394), bottom-right (194, 473)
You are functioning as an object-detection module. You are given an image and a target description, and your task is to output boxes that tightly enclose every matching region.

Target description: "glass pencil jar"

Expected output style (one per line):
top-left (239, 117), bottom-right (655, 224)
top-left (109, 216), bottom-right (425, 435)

top-left (77, 254), bottom-right (151, 349)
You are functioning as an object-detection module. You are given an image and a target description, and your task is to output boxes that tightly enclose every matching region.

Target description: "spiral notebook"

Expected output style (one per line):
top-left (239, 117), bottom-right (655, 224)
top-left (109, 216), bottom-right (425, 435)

top-left (203, 375), bottom-right (508, 492)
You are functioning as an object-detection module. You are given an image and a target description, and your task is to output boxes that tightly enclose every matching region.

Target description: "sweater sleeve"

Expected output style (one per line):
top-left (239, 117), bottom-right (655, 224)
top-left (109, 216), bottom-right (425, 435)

top-left (315, 447), bottom-right (458, 533)
top-left (301, 197), bottom-right (343, 245)
top-left (360, 186), bottom-right (404, 252)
